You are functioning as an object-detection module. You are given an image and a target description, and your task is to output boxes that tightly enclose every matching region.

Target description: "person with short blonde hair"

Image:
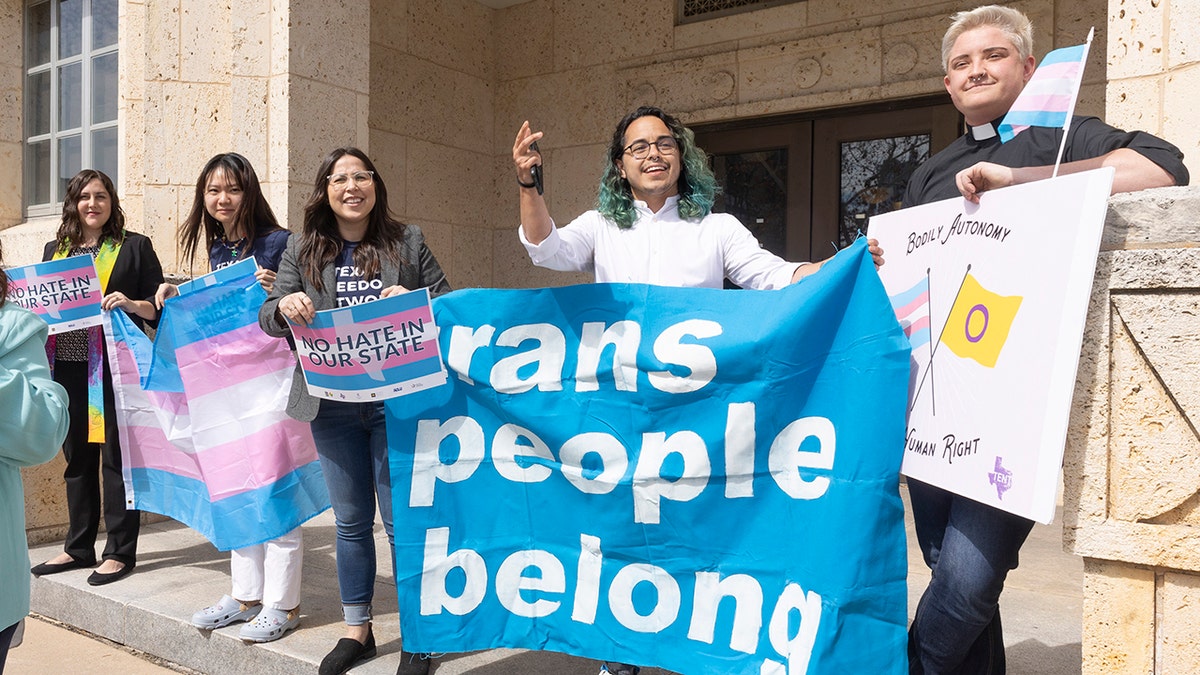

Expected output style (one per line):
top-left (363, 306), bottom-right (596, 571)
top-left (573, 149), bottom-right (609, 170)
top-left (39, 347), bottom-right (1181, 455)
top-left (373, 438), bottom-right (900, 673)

top-left (940, 4), bottom-right (1033, 70)
top-left (904, 6), bottom-right (1187, 673)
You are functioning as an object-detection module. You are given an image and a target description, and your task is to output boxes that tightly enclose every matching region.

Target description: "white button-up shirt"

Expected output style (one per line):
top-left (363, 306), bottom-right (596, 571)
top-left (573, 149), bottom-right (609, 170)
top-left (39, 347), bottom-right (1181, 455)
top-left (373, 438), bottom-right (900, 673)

top-left (520, 196), bottom-right (801, 289)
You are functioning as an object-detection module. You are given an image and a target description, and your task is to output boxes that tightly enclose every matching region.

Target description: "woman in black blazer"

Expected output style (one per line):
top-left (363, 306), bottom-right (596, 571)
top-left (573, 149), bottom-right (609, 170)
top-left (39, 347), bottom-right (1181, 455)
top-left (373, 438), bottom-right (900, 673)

top-left (30, 170), bottom-right (164, 586)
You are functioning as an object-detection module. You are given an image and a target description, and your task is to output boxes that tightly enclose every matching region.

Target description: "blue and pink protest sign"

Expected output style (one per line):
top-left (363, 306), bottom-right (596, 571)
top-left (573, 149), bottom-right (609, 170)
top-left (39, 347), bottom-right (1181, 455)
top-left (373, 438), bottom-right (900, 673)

top-left (289, 288), bottom-right (446, 401)
top-left (4, 255), bottom-right (102, 334)
top-left (386, 240), bottom-right (911, 674)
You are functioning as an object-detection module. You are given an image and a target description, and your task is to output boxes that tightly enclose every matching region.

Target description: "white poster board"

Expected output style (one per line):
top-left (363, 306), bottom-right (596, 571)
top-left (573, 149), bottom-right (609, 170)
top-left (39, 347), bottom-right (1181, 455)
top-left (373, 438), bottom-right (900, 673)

top-left (868, 168), bottom-right (1113, 523)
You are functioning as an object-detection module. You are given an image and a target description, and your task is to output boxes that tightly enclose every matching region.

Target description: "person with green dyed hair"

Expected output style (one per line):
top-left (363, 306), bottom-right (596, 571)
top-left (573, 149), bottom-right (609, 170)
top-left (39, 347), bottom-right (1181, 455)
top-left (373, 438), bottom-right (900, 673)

top-left (514, 106), bottom-right (884, 675)
top-left (515, 106), bottom-right (882, 291)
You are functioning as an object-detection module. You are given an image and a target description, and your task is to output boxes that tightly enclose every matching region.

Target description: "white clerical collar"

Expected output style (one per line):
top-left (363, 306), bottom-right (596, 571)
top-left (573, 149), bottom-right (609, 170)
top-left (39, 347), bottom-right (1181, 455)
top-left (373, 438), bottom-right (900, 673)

top-left (970, 122), bottom-right (998, 141)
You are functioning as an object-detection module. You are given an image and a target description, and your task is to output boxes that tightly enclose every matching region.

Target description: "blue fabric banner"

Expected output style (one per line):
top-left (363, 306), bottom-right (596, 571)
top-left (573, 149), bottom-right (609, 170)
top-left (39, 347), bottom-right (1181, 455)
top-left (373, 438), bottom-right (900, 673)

top-left (386, 239), bottom-right (910, 674)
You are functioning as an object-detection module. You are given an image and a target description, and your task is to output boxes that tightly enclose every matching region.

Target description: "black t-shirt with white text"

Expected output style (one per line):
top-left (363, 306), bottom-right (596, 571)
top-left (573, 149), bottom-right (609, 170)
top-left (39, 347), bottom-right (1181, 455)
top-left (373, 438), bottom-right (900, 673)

top-left (335, 240), bottom-right (383, 307)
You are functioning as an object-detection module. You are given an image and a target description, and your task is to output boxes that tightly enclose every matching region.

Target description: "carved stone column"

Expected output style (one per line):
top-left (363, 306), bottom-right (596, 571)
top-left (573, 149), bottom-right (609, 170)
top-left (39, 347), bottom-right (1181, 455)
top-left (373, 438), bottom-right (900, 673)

top-left (1065, 185), bottom-right (1200, 673)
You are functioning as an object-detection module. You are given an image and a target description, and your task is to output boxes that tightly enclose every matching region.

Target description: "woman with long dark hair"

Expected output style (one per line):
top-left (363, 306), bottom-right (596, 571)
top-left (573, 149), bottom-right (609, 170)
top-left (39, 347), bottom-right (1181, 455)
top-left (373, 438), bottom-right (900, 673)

top-left (156, 153), bottom-right (302, 643)
top-left (259, 147), bottom-right (450, 675)
top-left (0, 239), bottom-right (70, 670)
top-left (31, 169), bottom-right (164, 586)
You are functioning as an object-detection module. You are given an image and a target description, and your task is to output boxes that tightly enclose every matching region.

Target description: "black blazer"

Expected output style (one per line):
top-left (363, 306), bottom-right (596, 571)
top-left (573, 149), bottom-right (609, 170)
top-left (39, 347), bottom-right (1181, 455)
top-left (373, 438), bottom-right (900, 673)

top-left (259, 224), bottom-right (451, 421)
top-left (43, 231), bottom-right (165, 332)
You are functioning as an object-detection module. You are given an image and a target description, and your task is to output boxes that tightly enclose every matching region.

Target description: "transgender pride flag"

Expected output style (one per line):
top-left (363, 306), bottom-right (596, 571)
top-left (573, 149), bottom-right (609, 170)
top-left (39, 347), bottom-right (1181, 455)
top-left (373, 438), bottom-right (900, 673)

top-left (998, 29), bottom-right (1094, 144)
top-left (105, 262), bottom-right (329, 551)
top-left (889, 276), bottom-right (931, 350)
top-left (890, 276), bottom-right (933, 415)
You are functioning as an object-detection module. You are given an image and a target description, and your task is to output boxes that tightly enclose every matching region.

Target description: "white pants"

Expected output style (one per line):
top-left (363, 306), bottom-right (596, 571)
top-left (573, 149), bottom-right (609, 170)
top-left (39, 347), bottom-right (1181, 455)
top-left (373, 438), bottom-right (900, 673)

top-left (230, 527), bottom-right (303, 610)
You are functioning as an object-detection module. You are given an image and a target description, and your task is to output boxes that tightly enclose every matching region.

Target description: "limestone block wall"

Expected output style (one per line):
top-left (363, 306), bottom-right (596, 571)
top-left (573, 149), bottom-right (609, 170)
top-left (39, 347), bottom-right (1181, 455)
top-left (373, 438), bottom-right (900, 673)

top-left (0, 0), bottom-right (22, 228)
top-left (1106, 0), bottom-right (1200, 187)
top-left (368, 0), bottom-right (497, 291)
top-left (1064, 186), bottom-right (1200, 674)
top-left (487, 0), bottom-right (1107, 290)
top-left (137, 0), bottom-right (356, 275)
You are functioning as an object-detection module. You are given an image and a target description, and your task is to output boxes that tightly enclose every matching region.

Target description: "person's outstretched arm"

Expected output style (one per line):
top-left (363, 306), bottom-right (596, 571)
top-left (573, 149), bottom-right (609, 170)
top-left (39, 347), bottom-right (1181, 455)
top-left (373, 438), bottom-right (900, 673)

top-left (514, 121), bottom-right (554, 244)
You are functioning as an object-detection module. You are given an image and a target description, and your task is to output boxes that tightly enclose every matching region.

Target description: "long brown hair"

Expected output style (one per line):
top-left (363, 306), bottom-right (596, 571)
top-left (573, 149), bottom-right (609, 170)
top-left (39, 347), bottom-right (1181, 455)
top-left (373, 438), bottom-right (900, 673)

top-left (179, 152), bottom-right (284, 269)
top-left (54, 170), bottom-right (126, 253)
top-left (297, 147), bottom-right (404, 290)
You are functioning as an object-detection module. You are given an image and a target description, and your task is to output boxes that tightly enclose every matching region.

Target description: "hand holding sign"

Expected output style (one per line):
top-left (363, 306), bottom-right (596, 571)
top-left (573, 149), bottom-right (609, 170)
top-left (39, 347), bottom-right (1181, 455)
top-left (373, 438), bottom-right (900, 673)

top-left (3, 255), bottom-right (103, 333)
top-left (287, 288), bottom-right (447, 401)
top-left (278, 292), bottom-right (317, 326)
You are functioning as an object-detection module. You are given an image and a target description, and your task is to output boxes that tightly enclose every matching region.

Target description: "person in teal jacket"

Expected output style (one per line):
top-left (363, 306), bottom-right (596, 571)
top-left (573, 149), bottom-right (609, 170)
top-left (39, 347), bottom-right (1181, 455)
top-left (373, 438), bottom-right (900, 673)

top-left (0, 239), bottom-right (70, 670)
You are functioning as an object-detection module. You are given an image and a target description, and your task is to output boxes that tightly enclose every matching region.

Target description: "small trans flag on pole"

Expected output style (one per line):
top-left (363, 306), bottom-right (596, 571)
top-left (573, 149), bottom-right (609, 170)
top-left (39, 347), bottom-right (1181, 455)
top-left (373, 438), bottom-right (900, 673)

top-left (889, 276), bottom-right (931, 351)
top-left (998, 28), bottom-right (1094, 176)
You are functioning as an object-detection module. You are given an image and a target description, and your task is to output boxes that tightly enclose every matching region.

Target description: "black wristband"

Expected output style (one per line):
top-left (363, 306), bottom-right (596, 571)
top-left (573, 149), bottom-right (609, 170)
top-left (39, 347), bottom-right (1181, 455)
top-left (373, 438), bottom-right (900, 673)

top-left (517, 176), bottom-right (537, 189)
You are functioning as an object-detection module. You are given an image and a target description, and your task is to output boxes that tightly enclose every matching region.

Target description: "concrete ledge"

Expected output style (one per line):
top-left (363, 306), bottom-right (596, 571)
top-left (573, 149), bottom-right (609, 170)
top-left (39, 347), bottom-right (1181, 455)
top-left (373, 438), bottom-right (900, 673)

top-left (24, 489), bottom-right (1082, 674)
top-left (0, 219), bottom-right (59, 266)
top-left (26, 511), bottom-right (617, 675)
top-left (1102, 185), bottom-right (1200, 251)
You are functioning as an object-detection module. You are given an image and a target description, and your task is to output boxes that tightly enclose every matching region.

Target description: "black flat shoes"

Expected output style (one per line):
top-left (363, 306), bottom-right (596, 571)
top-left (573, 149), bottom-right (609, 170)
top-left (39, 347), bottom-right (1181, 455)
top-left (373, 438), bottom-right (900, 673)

top-left (319, 627), bottom-right (377, 675)
top-left (87, 561), bottom-right (135, 586)
top-left (31, 556), bottom-right (96, 576)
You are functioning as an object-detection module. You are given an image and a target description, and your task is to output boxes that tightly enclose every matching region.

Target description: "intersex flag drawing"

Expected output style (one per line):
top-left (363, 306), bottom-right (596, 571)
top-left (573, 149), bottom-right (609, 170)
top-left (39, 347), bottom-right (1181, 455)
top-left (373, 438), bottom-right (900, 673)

top-left (941, 272), bottom-right (1022, 368)
top-left (105, 260), bottom-right (329, 550)
top-left (998, 31), bottom-right (1092, 143)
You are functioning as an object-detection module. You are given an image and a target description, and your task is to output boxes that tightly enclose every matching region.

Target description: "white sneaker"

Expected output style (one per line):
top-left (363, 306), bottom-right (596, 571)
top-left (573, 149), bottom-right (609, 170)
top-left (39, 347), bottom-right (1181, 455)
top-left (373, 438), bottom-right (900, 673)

top-left (239, 607), bottom-right (300, 643)
top-left (191, 595), bottom-right (261, 629)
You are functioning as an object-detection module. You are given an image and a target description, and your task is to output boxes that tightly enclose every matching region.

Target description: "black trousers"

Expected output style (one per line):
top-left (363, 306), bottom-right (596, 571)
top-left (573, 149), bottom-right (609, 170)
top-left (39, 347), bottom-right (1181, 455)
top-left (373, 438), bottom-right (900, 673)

top-left (53, 359), bottom-right (139, 565)
top-left (0, 621), bottom-right (17, 673)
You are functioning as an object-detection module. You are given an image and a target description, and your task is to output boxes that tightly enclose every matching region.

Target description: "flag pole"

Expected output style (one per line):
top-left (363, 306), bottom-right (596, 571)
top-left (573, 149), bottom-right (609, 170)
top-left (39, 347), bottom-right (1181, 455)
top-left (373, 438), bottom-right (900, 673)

top-left (1052, 27), bottom-right (1095, 177)
top-left (909, 264), bottom-right (971, 416)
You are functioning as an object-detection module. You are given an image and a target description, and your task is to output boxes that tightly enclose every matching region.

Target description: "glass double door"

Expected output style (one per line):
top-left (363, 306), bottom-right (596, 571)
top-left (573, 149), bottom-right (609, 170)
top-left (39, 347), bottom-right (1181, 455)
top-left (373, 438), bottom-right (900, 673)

top-left (695, 99), bottom-right (961, 266)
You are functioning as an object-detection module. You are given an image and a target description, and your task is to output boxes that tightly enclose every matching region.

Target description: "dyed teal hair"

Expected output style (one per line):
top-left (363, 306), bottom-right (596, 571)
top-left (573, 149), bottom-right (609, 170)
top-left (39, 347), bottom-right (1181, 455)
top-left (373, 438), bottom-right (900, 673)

top-left (597, 106), bottom-right (719, 229)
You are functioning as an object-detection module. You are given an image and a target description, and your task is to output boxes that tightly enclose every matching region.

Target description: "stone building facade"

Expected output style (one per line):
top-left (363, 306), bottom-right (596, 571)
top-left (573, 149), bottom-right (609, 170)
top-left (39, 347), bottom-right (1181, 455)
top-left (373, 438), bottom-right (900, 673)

top-left (1, 0), bottom-right (1197, 671)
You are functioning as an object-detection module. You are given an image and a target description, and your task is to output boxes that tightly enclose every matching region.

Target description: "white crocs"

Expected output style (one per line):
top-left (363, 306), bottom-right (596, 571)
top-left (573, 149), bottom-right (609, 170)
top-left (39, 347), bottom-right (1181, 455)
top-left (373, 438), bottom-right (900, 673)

top-left (239, 607), bottom-right (300, 643)
top-left (191, 595), bottom-right (261, 629)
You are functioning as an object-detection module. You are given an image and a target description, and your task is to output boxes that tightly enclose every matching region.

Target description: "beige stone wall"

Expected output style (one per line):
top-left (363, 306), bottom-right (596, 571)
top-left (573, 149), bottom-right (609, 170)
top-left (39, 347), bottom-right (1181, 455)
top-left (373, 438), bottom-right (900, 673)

top-left (139, 0), bottom-right (292, 274)
top-left (1106, 0), bottom-right (1200, 186)
top-left (1065, 186), bottom-right (1200, 673)
top-left (286, 0), bottom-right (370, 228)
top-left (368, 0), bottom-right (497, 290)
top-left (0, 0), bottom-right (22, 229)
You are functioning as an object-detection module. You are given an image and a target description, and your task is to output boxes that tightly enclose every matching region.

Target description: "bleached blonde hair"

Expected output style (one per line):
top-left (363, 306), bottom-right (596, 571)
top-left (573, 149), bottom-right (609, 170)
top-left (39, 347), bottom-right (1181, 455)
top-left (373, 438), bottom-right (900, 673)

top-left (941, 5), bottom-right (1033, 72)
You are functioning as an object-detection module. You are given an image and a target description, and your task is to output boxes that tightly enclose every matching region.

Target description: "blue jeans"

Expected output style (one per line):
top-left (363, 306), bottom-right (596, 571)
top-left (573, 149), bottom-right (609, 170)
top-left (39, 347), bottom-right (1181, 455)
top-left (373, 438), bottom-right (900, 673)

top-left (907, 478), bottom-right (1034, 675)
top-left (310, 400), bottom-right (394, 623)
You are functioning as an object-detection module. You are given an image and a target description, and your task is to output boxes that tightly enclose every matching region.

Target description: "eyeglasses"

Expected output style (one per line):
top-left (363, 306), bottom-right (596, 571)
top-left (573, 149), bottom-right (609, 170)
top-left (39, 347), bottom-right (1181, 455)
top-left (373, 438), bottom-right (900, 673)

top-left (326, 171), bottom-right (375, 189)
top-left (623, 137), bottom-right (678, 160)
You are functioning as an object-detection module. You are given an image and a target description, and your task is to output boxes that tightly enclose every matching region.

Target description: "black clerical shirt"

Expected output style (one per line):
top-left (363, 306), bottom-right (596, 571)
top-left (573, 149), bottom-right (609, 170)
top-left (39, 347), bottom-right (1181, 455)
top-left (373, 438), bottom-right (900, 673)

top-left (903, 115), bottom-right (1189, 207)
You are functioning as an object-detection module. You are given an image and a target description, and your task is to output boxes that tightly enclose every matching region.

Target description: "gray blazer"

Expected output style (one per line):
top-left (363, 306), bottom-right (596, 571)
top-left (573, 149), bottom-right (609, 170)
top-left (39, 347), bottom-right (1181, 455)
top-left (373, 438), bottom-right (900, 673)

top-left (258, 224), bottom-right (451, 422)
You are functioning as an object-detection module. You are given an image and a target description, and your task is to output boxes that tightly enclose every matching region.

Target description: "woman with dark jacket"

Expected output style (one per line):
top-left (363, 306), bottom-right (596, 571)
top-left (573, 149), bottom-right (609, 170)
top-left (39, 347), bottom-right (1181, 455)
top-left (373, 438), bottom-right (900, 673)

top-left (30, 169), bottom-right (163, 586)
top-left (259, 147), bottom-right (450, 675)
